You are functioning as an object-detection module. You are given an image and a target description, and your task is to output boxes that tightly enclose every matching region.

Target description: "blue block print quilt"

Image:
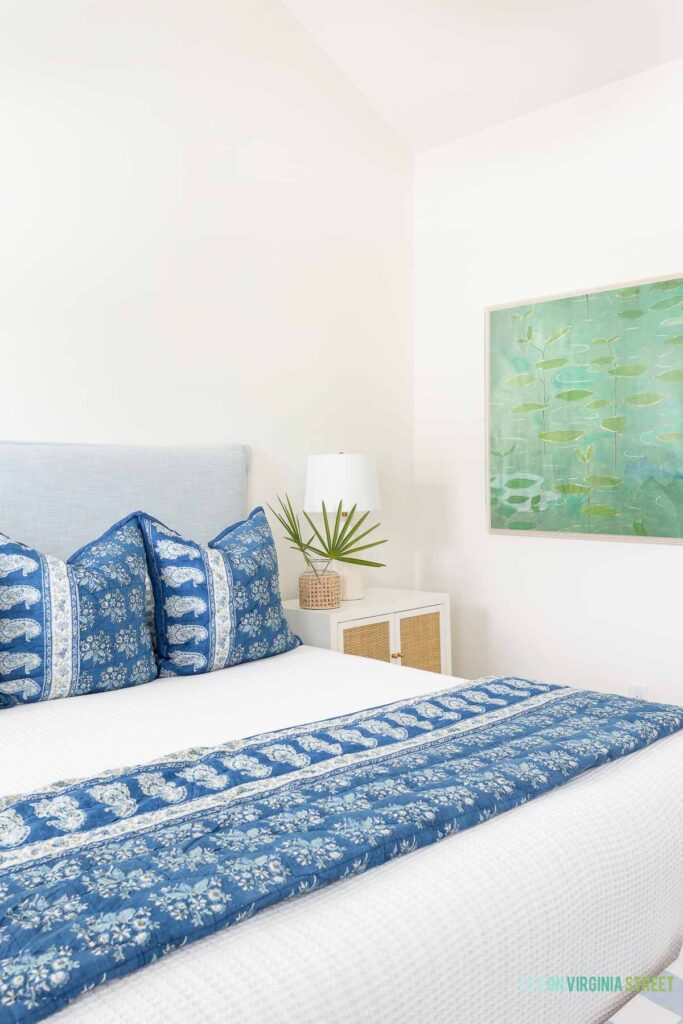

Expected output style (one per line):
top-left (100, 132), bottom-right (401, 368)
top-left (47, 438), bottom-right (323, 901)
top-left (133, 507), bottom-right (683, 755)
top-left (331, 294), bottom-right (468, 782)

top-left (0, 678), bottom-right (681, 1021)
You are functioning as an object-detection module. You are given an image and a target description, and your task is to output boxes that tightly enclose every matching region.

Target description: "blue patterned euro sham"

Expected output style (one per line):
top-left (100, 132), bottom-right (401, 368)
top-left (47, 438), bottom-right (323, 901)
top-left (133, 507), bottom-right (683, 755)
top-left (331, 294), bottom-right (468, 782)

top-left (140, 507), bottom-right (300, 677)
top-left (0, 679), bottom-right (681, 1022)
top-left (211, 507), bottom-right (300, 666)
top-left (0, 516), bottom-right (157, 709)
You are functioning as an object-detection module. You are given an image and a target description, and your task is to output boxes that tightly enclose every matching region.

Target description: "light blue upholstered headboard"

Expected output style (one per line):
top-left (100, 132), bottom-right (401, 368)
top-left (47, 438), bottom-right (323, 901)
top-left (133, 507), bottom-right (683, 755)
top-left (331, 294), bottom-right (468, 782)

top-left (0, 441), bottom-right (250, 559)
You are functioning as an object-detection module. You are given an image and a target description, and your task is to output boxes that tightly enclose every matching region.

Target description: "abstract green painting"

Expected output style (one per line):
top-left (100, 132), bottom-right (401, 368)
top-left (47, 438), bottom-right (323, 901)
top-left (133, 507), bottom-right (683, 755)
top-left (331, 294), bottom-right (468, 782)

top-left (488, 275), bottom-right (683, 540)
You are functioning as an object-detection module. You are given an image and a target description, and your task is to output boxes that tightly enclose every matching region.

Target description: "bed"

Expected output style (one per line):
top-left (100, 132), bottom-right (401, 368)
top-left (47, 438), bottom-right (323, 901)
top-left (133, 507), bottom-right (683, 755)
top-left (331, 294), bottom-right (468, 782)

top-left (1, 441), bottom-right (681, 1024)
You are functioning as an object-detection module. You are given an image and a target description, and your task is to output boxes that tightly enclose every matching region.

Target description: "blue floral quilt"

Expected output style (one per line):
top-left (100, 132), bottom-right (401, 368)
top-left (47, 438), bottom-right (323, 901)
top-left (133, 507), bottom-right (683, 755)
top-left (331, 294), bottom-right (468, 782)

top-left (0, 677), bottom-right (681, 1022)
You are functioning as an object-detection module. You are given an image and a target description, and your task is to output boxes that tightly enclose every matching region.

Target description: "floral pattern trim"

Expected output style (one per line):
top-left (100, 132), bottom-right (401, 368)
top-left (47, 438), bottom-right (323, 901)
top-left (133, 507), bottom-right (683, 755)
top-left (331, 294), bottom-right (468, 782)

top-left (0, 676), bottom-right (681, 1022)
top-left (211, 507), bottom-right (300, 667)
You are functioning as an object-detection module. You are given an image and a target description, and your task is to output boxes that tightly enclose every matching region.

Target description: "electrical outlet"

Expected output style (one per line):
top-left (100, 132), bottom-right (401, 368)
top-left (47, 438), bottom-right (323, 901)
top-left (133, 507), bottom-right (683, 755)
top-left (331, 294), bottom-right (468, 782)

top-left (626, 683), bottom-right (649, 700)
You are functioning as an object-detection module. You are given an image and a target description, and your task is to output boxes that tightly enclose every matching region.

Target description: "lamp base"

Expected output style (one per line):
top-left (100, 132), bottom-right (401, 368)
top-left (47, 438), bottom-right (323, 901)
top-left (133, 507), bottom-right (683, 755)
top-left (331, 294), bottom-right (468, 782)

top-left (334, 561), bottom-right (364, 600)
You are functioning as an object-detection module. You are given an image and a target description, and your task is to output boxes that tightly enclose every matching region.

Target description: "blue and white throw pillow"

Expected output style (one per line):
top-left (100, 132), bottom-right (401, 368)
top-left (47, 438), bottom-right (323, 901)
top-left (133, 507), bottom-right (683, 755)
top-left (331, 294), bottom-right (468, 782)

top-left (140, 507), bottom-right (300, 676)
top-left (0, 515), bottom-right (157, 709)
top-left (211, 508), bottom-right (301, 665)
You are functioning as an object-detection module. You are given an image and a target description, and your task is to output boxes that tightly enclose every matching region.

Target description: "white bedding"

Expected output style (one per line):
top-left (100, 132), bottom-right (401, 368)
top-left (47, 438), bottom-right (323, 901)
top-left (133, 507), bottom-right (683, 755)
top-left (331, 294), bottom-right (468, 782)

top-left (1, 646), bottom-right (681, 1024)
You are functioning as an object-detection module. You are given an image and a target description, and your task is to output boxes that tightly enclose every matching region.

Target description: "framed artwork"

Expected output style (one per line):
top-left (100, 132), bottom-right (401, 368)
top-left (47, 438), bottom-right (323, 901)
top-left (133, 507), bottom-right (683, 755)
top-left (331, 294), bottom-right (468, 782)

top-left (488, 274), bottom-right (683, 541)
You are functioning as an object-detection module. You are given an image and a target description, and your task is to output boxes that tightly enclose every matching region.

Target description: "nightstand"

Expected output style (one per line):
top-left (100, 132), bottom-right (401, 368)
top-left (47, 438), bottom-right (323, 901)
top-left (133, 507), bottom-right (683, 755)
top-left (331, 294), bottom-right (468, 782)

top-left (283, 587), bottom-right (451, 675)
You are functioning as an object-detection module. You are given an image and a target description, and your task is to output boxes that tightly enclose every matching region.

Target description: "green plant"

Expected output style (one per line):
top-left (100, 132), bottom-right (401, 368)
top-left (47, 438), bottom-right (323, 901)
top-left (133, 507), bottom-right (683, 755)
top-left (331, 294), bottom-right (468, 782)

top-left (269, 495), bottom-right (387, 574)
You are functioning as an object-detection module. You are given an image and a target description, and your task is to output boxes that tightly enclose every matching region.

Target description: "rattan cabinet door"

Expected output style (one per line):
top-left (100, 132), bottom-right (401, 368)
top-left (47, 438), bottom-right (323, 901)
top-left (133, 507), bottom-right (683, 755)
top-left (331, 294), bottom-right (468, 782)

top-left (339, 615), bottom-right (394, 663)
top-left (397, 608), bottom-right (443, 673)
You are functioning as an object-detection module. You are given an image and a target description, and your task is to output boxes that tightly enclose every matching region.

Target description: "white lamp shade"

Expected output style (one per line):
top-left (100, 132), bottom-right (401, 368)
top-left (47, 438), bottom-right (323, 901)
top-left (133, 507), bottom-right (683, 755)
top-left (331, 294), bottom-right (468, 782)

top-left (304, 453), bottom-right (380, 513)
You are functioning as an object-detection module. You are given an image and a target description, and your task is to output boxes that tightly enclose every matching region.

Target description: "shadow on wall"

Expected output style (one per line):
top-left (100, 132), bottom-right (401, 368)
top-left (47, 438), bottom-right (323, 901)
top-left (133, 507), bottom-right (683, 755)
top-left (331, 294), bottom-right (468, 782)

top-left (416, 476), bottom-right (480, 679)
top-left (449, 604), bottom-right (490, 680)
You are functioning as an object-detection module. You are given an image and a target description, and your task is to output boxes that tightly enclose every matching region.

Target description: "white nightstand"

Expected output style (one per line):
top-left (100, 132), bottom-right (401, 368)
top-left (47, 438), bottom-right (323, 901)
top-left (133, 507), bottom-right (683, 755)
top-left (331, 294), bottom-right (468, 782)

top-left (283, 588), bottom-right (451, 675)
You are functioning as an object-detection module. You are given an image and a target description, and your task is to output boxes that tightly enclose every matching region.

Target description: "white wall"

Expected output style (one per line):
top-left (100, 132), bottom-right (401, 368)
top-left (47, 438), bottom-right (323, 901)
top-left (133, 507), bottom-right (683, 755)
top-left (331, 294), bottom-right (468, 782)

top-left (5, 2), bottom-right (679, 693)
top-left (0, 0), bottom-right (412, 593)
top-left (415, 61), bottom-right (683, 703)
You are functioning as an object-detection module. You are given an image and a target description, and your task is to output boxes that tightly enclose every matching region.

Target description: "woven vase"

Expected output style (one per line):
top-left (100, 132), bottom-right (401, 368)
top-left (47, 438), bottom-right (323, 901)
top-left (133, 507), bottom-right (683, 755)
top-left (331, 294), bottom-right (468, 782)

top-left (299, 569), bottom-right (341, 610)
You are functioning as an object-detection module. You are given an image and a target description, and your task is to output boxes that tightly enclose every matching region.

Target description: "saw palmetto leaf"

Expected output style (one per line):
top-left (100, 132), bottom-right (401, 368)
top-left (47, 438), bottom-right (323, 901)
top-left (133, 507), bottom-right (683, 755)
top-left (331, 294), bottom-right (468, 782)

top-left (302, 510), bottom-right (328, 551)
top-left (268, 496), bottom-right (314, 561)
top-left (272, 494), bottom-right (387, 568)
top-left (301, 500), bottom-right (386, 567)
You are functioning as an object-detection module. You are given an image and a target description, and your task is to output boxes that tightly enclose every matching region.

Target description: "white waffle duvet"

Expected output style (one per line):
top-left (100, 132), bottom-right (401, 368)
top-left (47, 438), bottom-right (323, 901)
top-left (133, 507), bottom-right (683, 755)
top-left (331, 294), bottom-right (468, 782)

top-left (1, 646), bottom-right (681, 1024)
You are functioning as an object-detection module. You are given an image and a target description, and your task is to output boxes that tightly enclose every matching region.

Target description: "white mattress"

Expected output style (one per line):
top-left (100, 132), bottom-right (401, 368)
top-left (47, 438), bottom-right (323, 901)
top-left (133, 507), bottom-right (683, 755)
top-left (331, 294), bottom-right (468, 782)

top-left (1, 646), bottom-right (681, 1024)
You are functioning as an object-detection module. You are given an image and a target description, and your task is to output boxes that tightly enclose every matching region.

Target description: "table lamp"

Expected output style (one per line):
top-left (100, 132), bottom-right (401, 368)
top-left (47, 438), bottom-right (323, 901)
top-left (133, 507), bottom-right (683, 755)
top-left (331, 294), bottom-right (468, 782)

top-left (304, 453), bottom-right (381, 600)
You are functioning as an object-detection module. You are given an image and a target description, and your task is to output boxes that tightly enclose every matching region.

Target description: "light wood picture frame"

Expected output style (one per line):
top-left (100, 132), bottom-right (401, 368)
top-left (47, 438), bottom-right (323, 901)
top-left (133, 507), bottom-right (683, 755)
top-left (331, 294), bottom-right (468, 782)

top-left (487, 273), bottom-right (683, 543)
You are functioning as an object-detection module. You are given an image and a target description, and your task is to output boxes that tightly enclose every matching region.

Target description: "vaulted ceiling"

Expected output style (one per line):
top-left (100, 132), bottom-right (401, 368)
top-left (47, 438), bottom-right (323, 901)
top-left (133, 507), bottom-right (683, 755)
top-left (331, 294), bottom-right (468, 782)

top-left (283, 0), bottom-right (683, 151)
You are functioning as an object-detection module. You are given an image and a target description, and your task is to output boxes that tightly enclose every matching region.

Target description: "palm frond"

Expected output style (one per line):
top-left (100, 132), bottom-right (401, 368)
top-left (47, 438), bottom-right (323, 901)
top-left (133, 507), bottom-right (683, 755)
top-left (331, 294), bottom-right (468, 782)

top-left (337, 555), bottom-right (386, 568)
top-left (336, 509), bottom-right (371, 548)
top-left (337, 521), bottom-right (381, 555)
top-left (302, 510), bottom-right (328, 550)
top-left (342, 539), bottom-right (388, 556)
top-left (274, 495), bottom-right (388, 569)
